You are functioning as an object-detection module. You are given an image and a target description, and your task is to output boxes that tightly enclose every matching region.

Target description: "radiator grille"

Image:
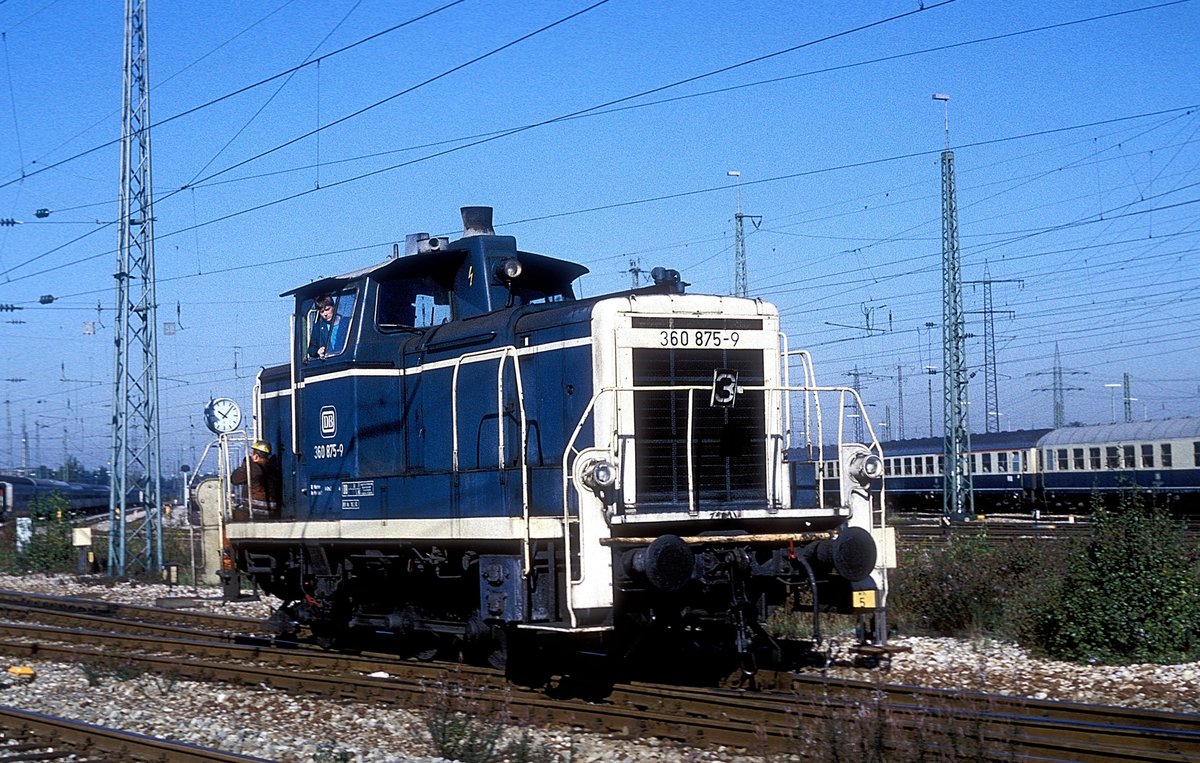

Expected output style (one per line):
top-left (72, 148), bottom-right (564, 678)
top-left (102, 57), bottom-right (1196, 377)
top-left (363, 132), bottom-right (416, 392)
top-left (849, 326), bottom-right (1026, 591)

top-left (632, 348), bottom-right (766, 507)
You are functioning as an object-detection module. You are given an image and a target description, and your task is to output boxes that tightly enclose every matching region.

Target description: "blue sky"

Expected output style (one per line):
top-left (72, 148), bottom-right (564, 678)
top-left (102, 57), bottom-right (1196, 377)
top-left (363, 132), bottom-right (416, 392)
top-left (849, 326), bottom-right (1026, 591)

top-left (0, 0), bottom-right (1197, 473)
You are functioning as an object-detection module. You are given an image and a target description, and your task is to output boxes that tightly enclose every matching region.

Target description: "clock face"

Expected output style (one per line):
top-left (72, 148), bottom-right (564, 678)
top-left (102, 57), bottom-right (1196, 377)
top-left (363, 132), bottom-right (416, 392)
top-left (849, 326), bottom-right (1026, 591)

top-left (205, 397), bottom-right (242, 434)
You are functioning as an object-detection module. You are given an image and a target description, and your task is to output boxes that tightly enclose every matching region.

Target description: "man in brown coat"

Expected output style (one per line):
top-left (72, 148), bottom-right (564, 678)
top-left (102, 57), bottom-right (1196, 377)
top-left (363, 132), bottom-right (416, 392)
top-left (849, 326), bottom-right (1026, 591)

top-left (231, 440), bottom-right (282, 519)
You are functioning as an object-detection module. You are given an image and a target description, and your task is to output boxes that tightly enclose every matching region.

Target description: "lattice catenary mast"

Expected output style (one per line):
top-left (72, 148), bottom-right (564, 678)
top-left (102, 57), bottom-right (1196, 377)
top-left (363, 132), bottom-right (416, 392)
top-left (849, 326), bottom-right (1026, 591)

top-left (109, 0), bottom-right (164, 576)
top-left (934, 93), bottom-right (973, 522)
top-left (965, 264), bottom-right (1020, 433)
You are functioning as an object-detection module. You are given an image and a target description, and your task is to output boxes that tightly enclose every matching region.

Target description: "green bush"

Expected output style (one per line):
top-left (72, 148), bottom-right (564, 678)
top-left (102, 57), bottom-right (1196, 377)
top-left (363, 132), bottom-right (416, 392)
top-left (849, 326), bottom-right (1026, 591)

top-left (0, 524), bottom-right (19, 572)
top-left (1028, 492), bottom-right (1200, 663)
top-left (22, 493), bottom-right (76, 573)
top-left (890, 532), bottom-right (1060, 638)
top-left (889, 534), bottom-right (997, 635)
top-left (891, 491), bottom-right (1200, 665)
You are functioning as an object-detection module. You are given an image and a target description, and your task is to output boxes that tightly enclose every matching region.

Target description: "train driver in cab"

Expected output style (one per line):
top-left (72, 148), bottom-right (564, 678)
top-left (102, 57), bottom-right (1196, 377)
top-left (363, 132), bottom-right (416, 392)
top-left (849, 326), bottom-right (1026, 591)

top-left (231, 440), bottom-right (282, 520)
top-left (307, 294), bottom-right (347, 360)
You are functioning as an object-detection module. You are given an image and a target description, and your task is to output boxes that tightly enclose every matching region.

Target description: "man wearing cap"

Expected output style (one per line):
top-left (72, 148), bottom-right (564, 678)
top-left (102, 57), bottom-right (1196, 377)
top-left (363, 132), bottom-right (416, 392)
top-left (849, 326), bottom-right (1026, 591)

top-left (231, 440), bottom-right (282, 519)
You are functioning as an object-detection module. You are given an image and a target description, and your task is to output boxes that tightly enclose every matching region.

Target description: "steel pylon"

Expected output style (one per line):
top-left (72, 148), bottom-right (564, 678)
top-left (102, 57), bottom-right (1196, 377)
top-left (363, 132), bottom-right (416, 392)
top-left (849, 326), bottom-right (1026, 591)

top-left (108, 0), bottom-right (163, 576)
top-left (941, 149), bottom-right (973, 522)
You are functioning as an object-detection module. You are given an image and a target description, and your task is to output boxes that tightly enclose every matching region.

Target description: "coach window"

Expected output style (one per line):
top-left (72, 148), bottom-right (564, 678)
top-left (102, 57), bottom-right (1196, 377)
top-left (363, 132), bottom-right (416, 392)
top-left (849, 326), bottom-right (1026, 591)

top-left (1073, 448), bottom-right (1085, 471)
top-left (1123, 444), bottom-right (1135, 468)
top-left (925, 455), bottom-right (935, 474)
top-left (1161, 443), bottom-right (1172, 467)
top-left (997, 452), bottom-right (1008, 472)
top-left (1057, 449), bottom-right (1069, 471)
top-left (980, 453), bottom-right (991, 473)
top-left (903, 457), bottom-right (913, 476)
top-left (1011, 451), bottom-right (1022, 472)
top-left (1141, 444), bottom-right (1154, 468)
top-left (1106, 446), bottom-right (1120, 469)
top-left (1193, 440), bottom-right (1199, 466)
top-left (1089, 447), bottom-right (1101, 470)
top-left (914, 457), bottom-right (924, 475)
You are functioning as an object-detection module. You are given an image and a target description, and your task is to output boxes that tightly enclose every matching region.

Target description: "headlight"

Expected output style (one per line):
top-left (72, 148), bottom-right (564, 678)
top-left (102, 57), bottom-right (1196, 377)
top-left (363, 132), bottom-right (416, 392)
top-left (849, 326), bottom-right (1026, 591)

top-left (495, 258), bottom-right (523, 281)
top-left (581, 458), bottom-right (617, 494)
top-left (848, 450), bottom-right (883, 484)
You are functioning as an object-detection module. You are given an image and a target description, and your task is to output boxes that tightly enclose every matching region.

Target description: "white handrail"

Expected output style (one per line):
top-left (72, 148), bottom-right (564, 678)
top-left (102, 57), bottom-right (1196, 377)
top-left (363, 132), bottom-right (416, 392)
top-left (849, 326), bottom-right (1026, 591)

top-left (449, 346), bottom-right (532, 571)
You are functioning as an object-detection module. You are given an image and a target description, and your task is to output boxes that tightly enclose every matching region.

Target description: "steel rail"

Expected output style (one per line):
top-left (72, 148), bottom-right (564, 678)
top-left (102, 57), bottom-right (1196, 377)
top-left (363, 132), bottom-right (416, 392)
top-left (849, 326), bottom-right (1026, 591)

top-left (0, 594), bottom-right (1197, 761)
top-left (0, 705), bottom-right (272, 762)
top-left (0, 620), bottom-right (1194, 761)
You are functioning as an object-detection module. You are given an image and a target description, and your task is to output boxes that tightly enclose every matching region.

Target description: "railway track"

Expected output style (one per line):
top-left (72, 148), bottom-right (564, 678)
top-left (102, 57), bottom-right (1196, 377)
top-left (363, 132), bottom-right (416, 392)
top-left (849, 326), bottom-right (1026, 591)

top-left (0, 588), bottom-right (269, 634)
top-left (891, 512), bottom-right (1200, 543)
top-left (0, 706), bottom-right (272, 762)
top-left (0, 591), bottom-right (1195, 761)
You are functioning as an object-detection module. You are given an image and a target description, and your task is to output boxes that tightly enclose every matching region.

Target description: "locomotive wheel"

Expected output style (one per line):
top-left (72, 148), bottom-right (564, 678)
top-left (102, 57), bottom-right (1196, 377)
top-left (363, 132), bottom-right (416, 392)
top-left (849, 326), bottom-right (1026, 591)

top-left (311, 626), bottom-right (339, 650)
top-left (486, 625), bottom-right (508, 671)
top-left (414, 643), bottom-right (439, 661)
top-left (265, 606), bottom-right (299, 641)
top-left (463, 612), bottom-right (509, 670)
top-left (503, 630), bottom-right (551, 689)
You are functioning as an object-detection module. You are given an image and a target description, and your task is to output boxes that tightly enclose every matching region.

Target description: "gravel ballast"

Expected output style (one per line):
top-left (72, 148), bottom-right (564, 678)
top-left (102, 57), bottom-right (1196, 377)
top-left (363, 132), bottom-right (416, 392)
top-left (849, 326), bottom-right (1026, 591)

top-left (0, 574), bottom-right (1195, 762)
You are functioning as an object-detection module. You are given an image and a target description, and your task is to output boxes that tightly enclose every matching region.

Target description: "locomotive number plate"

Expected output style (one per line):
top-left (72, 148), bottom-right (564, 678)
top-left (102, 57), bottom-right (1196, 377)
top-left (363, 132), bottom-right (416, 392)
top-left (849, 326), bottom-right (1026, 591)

top-left (659, 329), bottom-right (741, 348)
top-left (313, 442), bottom-right (344, 459)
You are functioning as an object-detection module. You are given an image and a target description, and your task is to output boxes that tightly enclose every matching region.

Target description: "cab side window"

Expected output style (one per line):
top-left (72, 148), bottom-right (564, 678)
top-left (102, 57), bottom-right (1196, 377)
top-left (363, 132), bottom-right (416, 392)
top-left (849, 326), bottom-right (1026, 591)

top-left (377, 275), bottom-right (451, 329)
top-left (304, 290), bottom-right (356, 361)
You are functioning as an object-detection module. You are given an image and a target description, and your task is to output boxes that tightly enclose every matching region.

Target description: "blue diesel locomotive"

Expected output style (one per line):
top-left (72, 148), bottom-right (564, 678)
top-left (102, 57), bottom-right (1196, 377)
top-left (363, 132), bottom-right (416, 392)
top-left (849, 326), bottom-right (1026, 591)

top-left (221, 207), bottom-right (889, 678)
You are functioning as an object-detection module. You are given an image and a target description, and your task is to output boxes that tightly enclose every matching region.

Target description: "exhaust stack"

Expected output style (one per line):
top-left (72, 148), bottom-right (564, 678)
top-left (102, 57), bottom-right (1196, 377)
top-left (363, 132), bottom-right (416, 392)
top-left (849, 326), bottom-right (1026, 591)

top-left (461, 206), bottom-right (495, 237)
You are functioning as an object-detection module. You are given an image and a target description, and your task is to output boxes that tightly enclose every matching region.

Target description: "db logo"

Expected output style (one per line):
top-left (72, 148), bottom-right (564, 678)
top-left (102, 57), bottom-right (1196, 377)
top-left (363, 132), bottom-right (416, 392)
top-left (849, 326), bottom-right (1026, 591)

top-left (320, 406), bottom-right (337, 438)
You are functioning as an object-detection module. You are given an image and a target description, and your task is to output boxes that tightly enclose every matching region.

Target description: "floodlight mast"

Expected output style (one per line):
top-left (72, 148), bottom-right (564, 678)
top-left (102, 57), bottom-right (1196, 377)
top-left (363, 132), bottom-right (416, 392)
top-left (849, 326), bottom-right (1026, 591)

top-left (726, 170), bottom-right (758, 298)
top-left (932, 93), bottom-right (951, 150)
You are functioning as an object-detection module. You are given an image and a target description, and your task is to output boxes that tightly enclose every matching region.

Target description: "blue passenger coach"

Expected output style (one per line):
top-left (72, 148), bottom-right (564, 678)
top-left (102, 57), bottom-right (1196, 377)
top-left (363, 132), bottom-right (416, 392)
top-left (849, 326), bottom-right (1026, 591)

top-left (0, 474), bottom-right (109, 520)
top-left (875, 418), bottom-right (1200, 514)
top-left (875, 430), bottom-right (1049, 512)
top-left (221, 207), bottom-right (890, 676)
top-left (1036, 418), bottom-right (1200, 510)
